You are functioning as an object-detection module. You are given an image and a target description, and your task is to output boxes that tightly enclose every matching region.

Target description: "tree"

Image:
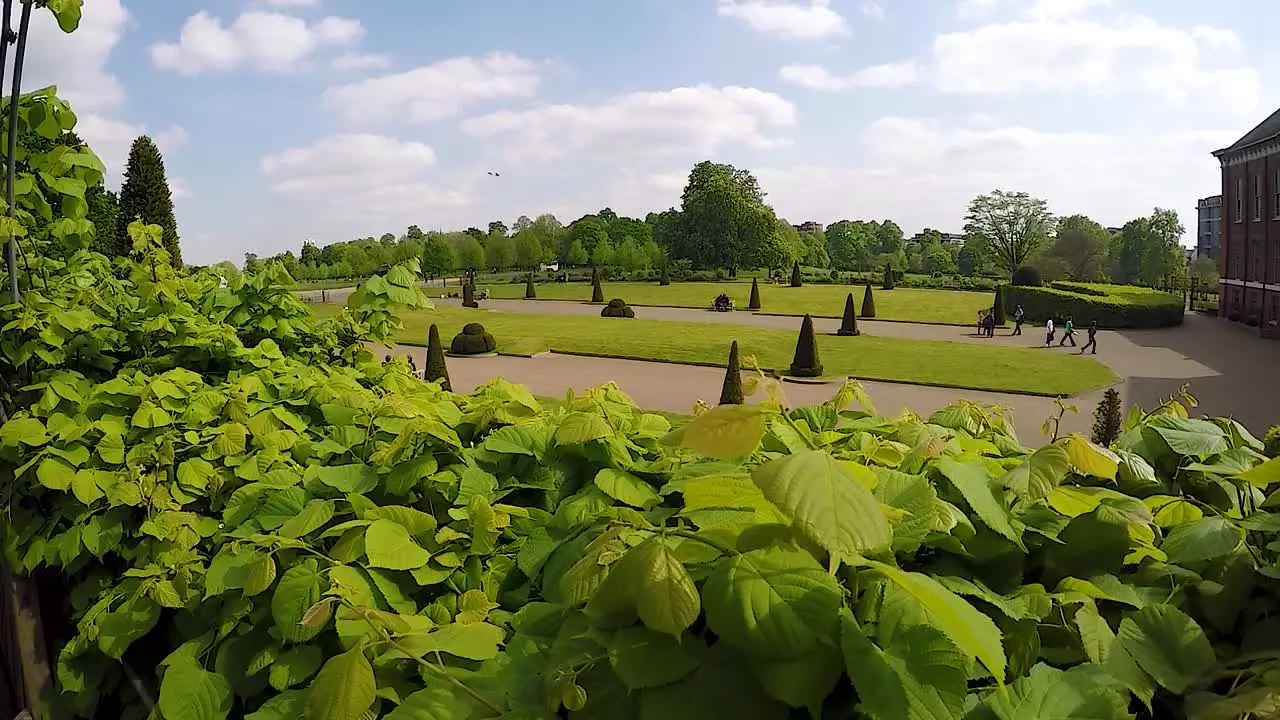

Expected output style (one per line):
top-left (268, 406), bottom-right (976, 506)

top-left (512, 215), bottom-right (533, 233)
top-left (513, 231), bottom-right (543, 269)
top-left (719, 341), bottom-right (744, 405)
top-left (485, 234), bottom-right (515, 270)
top-left (566, 239), bottom-right (588, 267)
top-left (86, 185), bottom-right (120, 257)
top-left (677, 161), bottom-right (777, 270)
top-left (882, 265), bottom-right (895, 290)
top-left (876, 220), bottom-right (904, 255)
top-left (754, 221), bottom-right (799, 276)
top-left (117, 135), bottom-right (182, 267)
top-left (1112, 208), bottom-right (1185, 286)
top-left (787, 315), bottom-right (824, 378)
top-left (748, 277), bottom-right (761, 310)
top-left (659, 264), bottom-right (670, 286)
top-left (1091, 389), bottom-right (1123, 446)
top-left (1190, 256), bottom-right (1219, 288)
top-left (525, 273), bottom-right (536, 299)
top-left (963, 190), bottom-right (1055, 275)
top-left (1048, 215), bottom-right (1110, 281)
top-left (825, 220), bottom-right (873, 271)
top-left (790, 261), bottom-right (802, 287)
top-left (425, 324), bottom-right (451, 391)
top-left (861, 283), bottom-right (876, 318)
top-left (564, 215), bottom-right (609, 260)
top-left (590, 239), bottom-right (614, 268)
top-left (452, 234), bottom-right (484, 271)
top-left (591, 267), bottom-right (604, 303)
top-left (488, 220), bottom-right (508, 237)
top-left (838, 293), bottom-right (859, 336)
top-left (421, 233), bottom-right (455, 277)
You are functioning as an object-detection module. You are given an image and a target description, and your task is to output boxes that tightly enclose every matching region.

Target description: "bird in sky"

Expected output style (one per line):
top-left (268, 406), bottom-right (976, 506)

top-left (487, 171), bottom-right (501, 177)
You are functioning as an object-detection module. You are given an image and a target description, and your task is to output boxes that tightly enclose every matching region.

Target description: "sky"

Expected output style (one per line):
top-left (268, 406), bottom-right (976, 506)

top-left (17, 0), bottom-right (1280, 265)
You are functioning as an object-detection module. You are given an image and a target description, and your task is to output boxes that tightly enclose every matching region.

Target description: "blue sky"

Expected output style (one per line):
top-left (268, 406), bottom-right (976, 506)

top-left (20, 0), bottom-right (1280, 264)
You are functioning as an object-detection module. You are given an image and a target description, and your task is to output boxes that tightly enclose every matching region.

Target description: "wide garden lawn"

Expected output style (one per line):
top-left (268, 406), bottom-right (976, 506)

top-left (478, 280), bottom-right (992, 325)
top-left (313, 304), bottom-right (1115, 397)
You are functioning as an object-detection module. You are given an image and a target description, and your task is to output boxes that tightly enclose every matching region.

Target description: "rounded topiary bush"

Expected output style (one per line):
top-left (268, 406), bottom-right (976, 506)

top-left (601, 298), bottom-right (635, 318)
top-left (449, 322), bottom-right (497, 355)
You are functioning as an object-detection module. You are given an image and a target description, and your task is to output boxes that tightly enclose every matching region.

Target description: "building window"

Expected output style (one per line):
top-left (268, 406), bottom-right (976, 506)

top-left (1236, 177), bottom-right (1244, 222)
top-left (1255, 174), bottom-right (1263, 221)
top-left (1274, 170), bottom-right (1280, 219)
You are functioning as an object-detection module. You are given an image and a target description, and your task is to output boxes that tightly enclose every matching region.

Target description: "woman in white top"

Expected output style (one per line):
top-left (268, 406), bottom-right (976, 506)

top-left (1045, 318), bottom-right (1055, 347)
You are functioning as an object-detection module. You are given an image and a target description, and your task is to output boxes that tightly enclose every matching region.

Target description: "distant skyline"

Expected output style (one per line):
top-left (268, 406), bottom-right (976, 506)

top-left (19, 0), bottom-right (1279, 264)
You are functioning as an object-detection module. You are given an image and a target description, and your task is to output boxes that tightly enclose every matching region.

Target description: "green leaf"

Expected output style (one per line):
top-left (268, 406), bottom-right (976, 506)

top-left (279, 500), bottom-right (335, 539)
top-left (608, 626), bottom-right (705, 690)
top-left (586, 537), bottom-right (700, 637)
top-left (839, 612), bottom-right (967, 720)
top-left (46, 0), bottom-right (84, 33)
top-left (271, 563), bottom-right (324, 643)
top-left (364, 519), bottom-right (431, 570)
top-left (1001, 444), bottom-right (1070, 501)
top-left (1160, 517), bottom-right (1243, 565)
top-left (1116, 604), bottom-right (1217, 694)
top-left (70, 468), bottom-right (104, 504)
top-left (868, 560), bottom-right (1007, 683)
top-left (1063, 434), bottom-right (1119, 479)
top-left (594, 468), bottom-right (661, 508)
top-left (36, 456), bottom-right (75, 491)
top-left (316, 463), bottom-right (378, 493)
top-left (978, 663), bottom-right (1130, 719)
top-left (1074, 603), bottom-right (1116, 665)
top-left (661, 404), bottom-right (768, 461)
top-left (702, 546), bottom-right (843, 659)
top-left (935, 457), bottom-right (1023, 549)
top-left (752, 647), bottom-right (842, 713)
top-left (268, 645), bottom-right (323, 690)
top-left (385, 622), bottom-right (506, 662)
top-left (1237, 456), bottom-right (1280, 488)
top-left (132, 403), bottom-right (172, 428)
top-left (384, 686), bottom-right (474, 719)
top-left (242, 553), bottom-right (278, 596)
top-left (751, 449), bottom-right (891, 559)
top-left (554, 412), bottom-right (612, 445)
top-left (0, 416), bottom-right (47, 447)
top-left (245, 690), bottom-right (307, 720)
top-left (158, 656), bottom-right (232, 720)
top-left (306, 647), bottom-right (377, 720)
top-left (1148, 416), bottom-right (1228, 458)
top-left (639, 642), bottom-right (787, 720)
top-left (255, 487), bottom-right (308, 531)
top-left (178, 457), bottom-right (216, 490)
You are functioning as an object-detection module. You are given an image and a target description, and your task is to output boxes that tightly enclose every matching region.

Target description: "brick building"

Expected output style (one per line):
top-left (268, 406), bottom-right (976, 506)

top-left (1213, 107), bottom-right (1280, 335)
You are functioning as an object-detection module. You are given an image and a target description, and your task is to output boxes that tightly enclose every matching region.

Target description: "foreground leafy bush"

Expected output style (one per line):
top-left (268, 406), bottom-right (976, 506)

top-left (449, 322), bottom-right (497, 354)
top-left (1004, 282), bottom-right (1184, 329)
top-left (5, 221), bottom-right (1280, 719)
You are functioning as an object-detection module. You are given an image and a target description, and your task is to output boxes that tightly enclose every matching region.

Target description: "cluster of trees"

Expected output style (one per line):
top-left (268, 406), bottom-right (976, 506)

top-left (257, 161), bottom-right (1200, 291)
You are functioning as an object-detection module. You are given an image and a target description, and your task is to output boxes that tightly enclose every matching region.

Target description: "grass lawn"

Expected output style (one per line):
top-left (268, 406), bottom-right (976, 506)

top-left (314, 304), bottom-right (1115, 397)
top-left (478, 280), bottom-right (992, 325)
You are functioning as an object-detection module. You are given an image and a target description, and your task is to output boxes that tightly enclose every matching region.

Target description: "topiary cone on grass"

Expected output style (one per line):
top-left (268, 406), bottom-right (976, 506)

top-left (882, 265), bottom-right (895, 290)
top-left (748, 277), bottom-right (761, 310)
top-left (838, 293), bottom-right (860, 336)
top-left (1091, 388), bottom-right (1123, 446)
top-left (790, 261), bottom-right (802, 287)
top-left (992, 284), bottom-right (1006, 324)
top-left (860, 282), bottom-right (876, 318)
top-left (591, 267), bottom-right (604, 303)
top-left (719, 340), bottom-right (744, 405)
top-left (462, 281), bottom-right (478, 308)
top-left (788, 314), bottom-right (824, 378)
top-left (659, 265), bottom-right (670, 286)
top-left (424, 324), bottom-right (451, 391)
top-left (525, 273), bottom-right (536, 299)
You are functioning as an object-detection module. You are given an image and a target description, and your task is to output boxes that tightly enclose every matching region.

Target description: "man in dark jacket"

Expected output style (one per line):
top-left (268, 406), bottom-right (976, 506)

top-left (1080, 320), bottom-right (1098, 354)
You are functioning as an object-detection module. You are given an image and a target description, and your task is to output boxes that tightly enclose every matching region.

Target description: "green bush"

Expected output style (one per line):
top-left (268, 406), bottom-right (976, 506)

top-left (790, 261), bottom-right (802, 287)
top-left (591, 267), bottom-right (604, 303)
top-left (524, 273), bottom-right (536, 299)
top-left (425, 323), bottom-right (451, 390)
top-left (787, 314), bottom-right (824, 377)
top-left (1091, 387), bottom-right (1122, 445)
top-left (992, 284), bottom-right (1006, 324)
top-left (748, 277), bottom-right (761, 310)
top-left (1012, 265), bottom-right (1042, 286)
top-left (462, 280), bottom-right (479, 308)
top-left (882, 264), bottom-right (895, 290)
top-left (1265, 425), bottom-right (1280, 457)
top-left (719, 340), bottom-right (744, 404)
top-left (860, 282), bottom-right (876, 318)
top-left (837, 292), bottom-right (859, 336)
top-left (450, 321), bottom-right (498, 354)
top-left (1003, 282), bottom-right (1184, 329)
top-left (600, 298), bottom-right (636, 318)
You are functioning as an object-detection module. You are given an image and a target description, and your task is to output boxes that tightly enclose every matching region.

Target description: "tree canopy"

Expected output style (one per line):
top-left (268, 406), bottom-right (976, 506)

top-left (117, 135), bottom-right (182, 268)
top-left (963, 190), bottom-right (1055, 274)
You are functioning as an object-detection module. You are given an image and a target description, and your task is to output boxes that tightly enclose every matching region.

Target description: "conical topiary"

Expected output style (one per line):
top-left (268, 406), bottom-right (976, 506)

top-left (719, 341), bottom-right (744, 405)
top-left (992, 285), bottom-right (1006, 325)
top-left (424, 324), bottom-right (451, 391)
top-left (838, 293), bottom-right (860, 336)
top-left (860, 282), bottom-right (876, 318)
top-left (659, 264), bottom-right (670, 286)
top-left (788, 314), bottom-right (824, 378)
top-left (748, 277), bottom-right (761, 310)
top-left (1091, 388), bottom-right (1123, 446)
top-left (790, 261), bottom-right (802, 287)
top-left (118, 135), bottom-right (182, 268)
top-left (525, 273), bottom-right (536, 299)
top-left (462, 281), bottom-right (478, 308)
top-left (883, 265), bottom-right (895, 290)
top-left (591, 267), bottom-right (604, 303)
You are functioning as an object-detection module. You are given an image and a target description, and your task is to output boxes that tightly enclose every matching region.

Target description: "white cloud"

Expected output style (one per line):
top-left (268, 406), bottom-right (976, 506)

top-left (150, 11), bottom-right (365, 75)
top-left (332, 52), bottom-right (391, 71)
top-left (779, 61), bottom-right (917, 90)
top-left (253, 0), bottom-right (321, 6)
top-left (716, 0), bottom-right (848, 40)
top-left (858, 1), bottom-right (885, 20)
top-left (322, 53), bottom-right (541, 124)
top-left (955, 0), bottom-right (1001, 20)
top-left (460, 85), bottom-right (796, 165)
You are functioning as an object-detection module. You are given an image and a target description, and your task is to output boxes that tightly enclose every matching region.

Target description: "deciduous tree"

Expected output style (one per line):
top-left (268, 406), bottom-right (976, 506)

top-left (421, 233), bottom-right (455, 277)
top-left (678, 161), bottom-right (777, 270)
top-left (963, 190), bottom-right (1055, 275)
top-left (1048, 215), bottom-right (1110, 281)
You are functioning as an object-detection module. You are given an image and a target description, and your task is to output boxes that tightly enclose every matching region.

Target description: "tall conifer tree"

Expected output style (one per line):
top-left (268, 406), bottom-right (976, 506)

top-left (117, 136), bottom-right (182, 268)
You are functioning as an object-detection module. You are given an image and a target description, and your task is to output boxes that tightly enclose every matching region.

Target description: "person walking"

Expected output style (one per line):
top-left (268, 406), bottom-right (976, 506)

top-left (1058, 316), bottom-right (1077, 347)
top-left (977, 310), bottom-right (986, 337)
top-left (1080, 320), bottom-right (1098, 355)
top-left (984, 311), bottom-right (996, 337)
top-left (1045, 317), bottom-right (1055, 347)
top-left (1012, 305), bottom-right (1025, 335)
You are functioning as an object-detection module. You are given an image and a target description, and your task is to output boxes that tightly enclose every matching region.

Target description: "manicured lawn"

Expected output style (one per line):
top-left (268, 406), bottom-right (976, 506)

top-left (478, 280), bottom-right (992, 325)
top-left (314, 304), bottom-right (1115, 397)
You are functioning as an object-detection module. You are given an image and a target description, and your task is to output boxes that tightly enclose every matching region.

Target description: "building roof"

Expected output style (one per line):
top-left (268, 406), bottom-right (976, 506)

top-left (1214, 106), bottom-right (1280, 157)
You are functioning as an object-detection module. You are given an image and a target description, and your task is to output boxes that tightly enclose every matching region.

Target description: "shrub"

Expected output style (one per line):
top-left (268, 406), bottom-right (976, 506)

top-left (719, 340), bottom-right (744, 404)
top-left (450, 321), bottom-right (497, 354)
top-left (1265, 425), bottom-right (1280, 457)
top-left (1049, 280), bottom-right (1107, 297)
top-left (1012, 265), bottom-right (1042, 286)
top-left (838, 292), bottom-right (860, 336)
top-left (525, 273), bottom-right (536, 299)
top-left (601, 298), bottom-right (636, 318)
top-left (790, 260), bottom-right (802, 287)
top-left (787, 314), bottom-right (824, 377)
top-left (992, 284), bottom-right (1006, 325)
top-left (748, 277), bottom-right (761, 310)
top-left (425, 323), bottom-right (451, 390)
top-left (860, 282), bottom-right (876, 318)
top-left (462, 280), bottom-right (479, 308)
top-left (659, 264), bottom-right (670, 286)
top-left (591, 267), bottom-right (604, 303)
top-left (1004, 283), bottom-right (1184, 329)
top-left (882, 264), bottom-right (895, 290)
top-left (1091, 388), bottom-right (1123, 446)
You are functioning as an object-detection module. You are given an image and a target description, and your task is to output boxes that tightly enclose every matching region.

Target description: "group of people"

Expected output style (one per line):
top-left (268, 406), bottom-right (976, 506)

top-left (976, 305), bottom-right (1099, 355)
top-left (384, 354), bottom-right (419, 371)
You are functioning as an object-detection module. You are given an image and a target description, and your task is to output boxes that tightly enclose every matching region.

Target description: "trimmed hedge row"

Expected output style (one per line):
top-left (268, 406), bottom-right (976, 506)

top-left (1003, 283), bottom-right (1184, 329)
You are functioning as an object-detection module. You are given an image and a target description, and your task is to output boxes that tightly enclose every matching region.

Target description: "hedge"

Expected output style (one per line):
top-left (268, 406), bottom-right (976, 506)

top-left (1003, 283), bottom-right (1184, 329)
